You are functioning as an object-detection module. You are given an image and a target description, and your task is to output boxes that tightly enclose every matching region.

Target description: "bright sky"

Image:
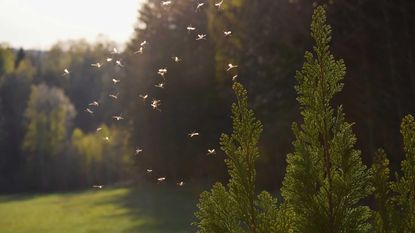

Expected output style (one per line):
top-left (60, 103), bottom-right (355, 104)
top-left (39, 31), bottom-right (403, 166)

top-left (0, 0), bottom-right (143, 50)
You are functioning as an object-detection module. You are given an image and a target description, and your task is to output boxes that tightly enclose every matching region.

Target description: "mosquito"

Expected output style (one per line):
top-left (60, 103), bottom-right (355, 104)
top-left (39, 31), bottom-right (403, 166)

top-left (135, 148), bottom-right (143, 154)
top-left (155, 82), bottom-right (165, 89)
top-left (139, 94), bottom-right (148, 101)
top-left (112, 78), bottom-right (121, 84)
top-left (158, 68), bottom-right (168, 74)
top-left (158, 68), bottom-right (167, 78)
top-left (140, 40), bottom-right (148, 47)
top-left (172, 56), bottom-right (181, 63)
top-left (106, 57), bottom-right (113, 62)
top-left (177, 181), bottom-right (184, 186)
top-left (62, 68), bottom-right (70, 76)
top-left (103, 136), bottom-right (110, 142)
top-left (188, 132), bottom-right (200, 138)
top-left (224, 31), bottom-right (232, 37)
top-left (196, 2), bottom-right (205, 11)
top-left (134, 47), bottom-right (143, 54)
top-left (207, 149), bottom-right (216, 155)
top-left (112, 115), bottom-right (124, 121)
top-left (151, 99), bottom-right (161, 111)
top-left (146, 169), bottom-right (153, 173)
top-left (89, 101), bottom-right (99, 107)
top-left (215, 0), bottom-right (223, 8)
top-left (116, 60), bottom-right (124, 67)
top-left (232, 75), bottom-right (238, 82)
top-left (85, 108), bottom-right (94, 116)
top-left (226, 63), bottom-right (238, 71)
top-left (111, 48), bottom-right (119, 54)
top-left (157, 177), bottom-right (166, 183)
top-left (109, 93), bottom-right (119, 99)
top-left (161, 1), bottom-right (171, 6)
top-left (96, 127), bottom-right (102, 132)
top-left (91, 63), bottom-right (102, 68)
top-left (196, 34), bottom-right (207, 40)
top-left (186, 25), bottom-right (196, 32)
top-left (92, 185), bottom-right (103, 189)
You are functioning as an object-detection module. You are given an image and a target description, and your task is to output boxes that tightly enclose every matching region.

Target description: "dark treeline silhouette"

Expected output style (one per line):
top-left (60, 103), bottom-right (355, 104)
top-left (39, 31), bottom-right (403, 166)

top-left (0, 0), bottom-right (414, 193)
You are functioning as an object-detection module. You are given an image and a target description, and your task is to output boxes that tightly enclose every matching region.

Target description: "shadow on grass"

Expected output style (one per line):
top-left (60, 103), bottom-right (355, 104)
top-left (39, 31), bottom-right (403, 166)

top-left (0, 187), bottom-right (93, 204)
top-left (0, 194), bottom-right (38, 203)
top-left (95, 181), bottom-right (203, 233)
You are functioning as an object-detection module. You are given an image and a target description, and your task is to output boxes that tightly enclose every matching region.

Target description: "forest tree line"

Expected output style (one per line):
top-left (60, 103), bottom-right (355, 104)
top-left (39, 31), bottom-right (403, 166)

top-left (1, 0), bottom-right (415, 192)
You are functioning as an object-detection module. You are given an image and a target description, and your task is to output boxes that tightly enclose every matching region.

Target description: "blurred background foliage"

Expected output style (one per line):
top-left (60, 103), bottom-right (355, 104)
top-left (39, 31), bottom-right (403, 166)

top-left (1, 0), bottom-right (415, 193)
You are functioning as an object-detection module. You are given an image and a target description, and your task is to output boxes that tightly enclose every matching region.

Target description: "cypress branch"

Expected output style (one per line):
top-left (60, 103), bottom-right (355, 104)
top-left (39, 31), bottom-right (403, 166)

top-left (281, 6), bottom-right (373, 233)
top-left (372, 148), bottom-right (395, 233)
top-left (194, 82), bottom-right (287, 233)
top-left (391, 115), bottom-right (415, 232)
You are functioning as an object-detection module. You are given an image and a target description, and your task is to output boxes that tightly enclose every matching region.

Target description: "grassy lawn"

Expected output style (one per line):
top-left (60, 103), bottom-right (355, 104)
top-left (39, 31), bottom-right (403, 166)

top-left (0, 182), bottom-right (199, 233)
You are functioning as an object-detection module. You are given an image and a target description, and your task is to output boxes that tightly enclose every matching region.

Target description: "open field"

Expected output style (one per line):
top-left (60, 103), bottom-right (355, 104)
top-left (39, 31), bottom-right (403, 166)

top-left (0, 183), bottom-right (198, 233)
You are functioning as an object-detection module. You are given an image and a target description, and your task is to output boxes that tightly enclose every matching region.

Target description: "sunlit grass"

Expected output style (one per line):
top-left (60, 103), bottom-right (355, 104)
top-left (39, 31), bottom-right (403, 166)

top-left (0, 183), bottom-right (197, 233)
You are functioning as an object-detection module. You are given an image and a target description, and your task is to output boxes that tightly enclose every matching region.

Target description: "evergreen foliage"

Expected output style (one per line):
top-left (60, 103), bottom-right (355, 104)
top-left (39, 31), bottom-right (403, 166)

top-left (281, 6), bottom-right (373, 233)
top-left (194, 82), bottom-right (288, 233)
top-left (372, 149), bottom-right (395, 233)
top-left (390, 115), bottom-right (415, 232)
top-left (372, 115), bottom-right (415, 233)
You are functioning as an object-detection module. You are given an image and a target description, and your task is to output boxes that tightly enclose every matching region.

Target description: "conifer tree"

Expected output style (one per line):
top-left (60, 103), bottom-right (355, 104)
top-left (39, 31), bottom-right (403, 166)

top-left (281, 6), bottom-right (373, 233)
top-left (194, 82), bottom-right (288, 233)
top-left (391, 114), bottom-right (415, 232)
top-left (371, 116), bottom-right (415, 233)
top-left (372, 149), bottom-right (395, 233)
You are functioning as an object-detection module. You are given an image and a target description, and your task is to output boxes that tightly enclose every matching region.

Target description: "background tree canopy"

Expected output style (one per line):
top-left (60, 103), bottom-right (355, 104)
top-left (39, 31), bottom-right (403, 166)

top-left (0, 0), bottom-right (414, 194)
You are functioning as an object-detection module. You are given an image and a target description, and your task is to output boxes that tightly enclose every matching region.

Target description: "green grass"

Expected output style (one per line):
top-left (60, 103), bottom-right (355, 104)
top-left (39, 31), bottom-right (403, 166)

top-left (0, 182), bottom-right (199, 233)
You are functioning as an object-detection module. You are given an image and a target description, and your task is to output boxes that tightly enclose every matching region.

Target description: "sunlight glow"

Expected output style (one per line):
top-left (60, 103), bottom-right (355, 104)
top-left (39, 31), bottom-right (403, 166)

top-left (0, 0), bottom-right (143, 49)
